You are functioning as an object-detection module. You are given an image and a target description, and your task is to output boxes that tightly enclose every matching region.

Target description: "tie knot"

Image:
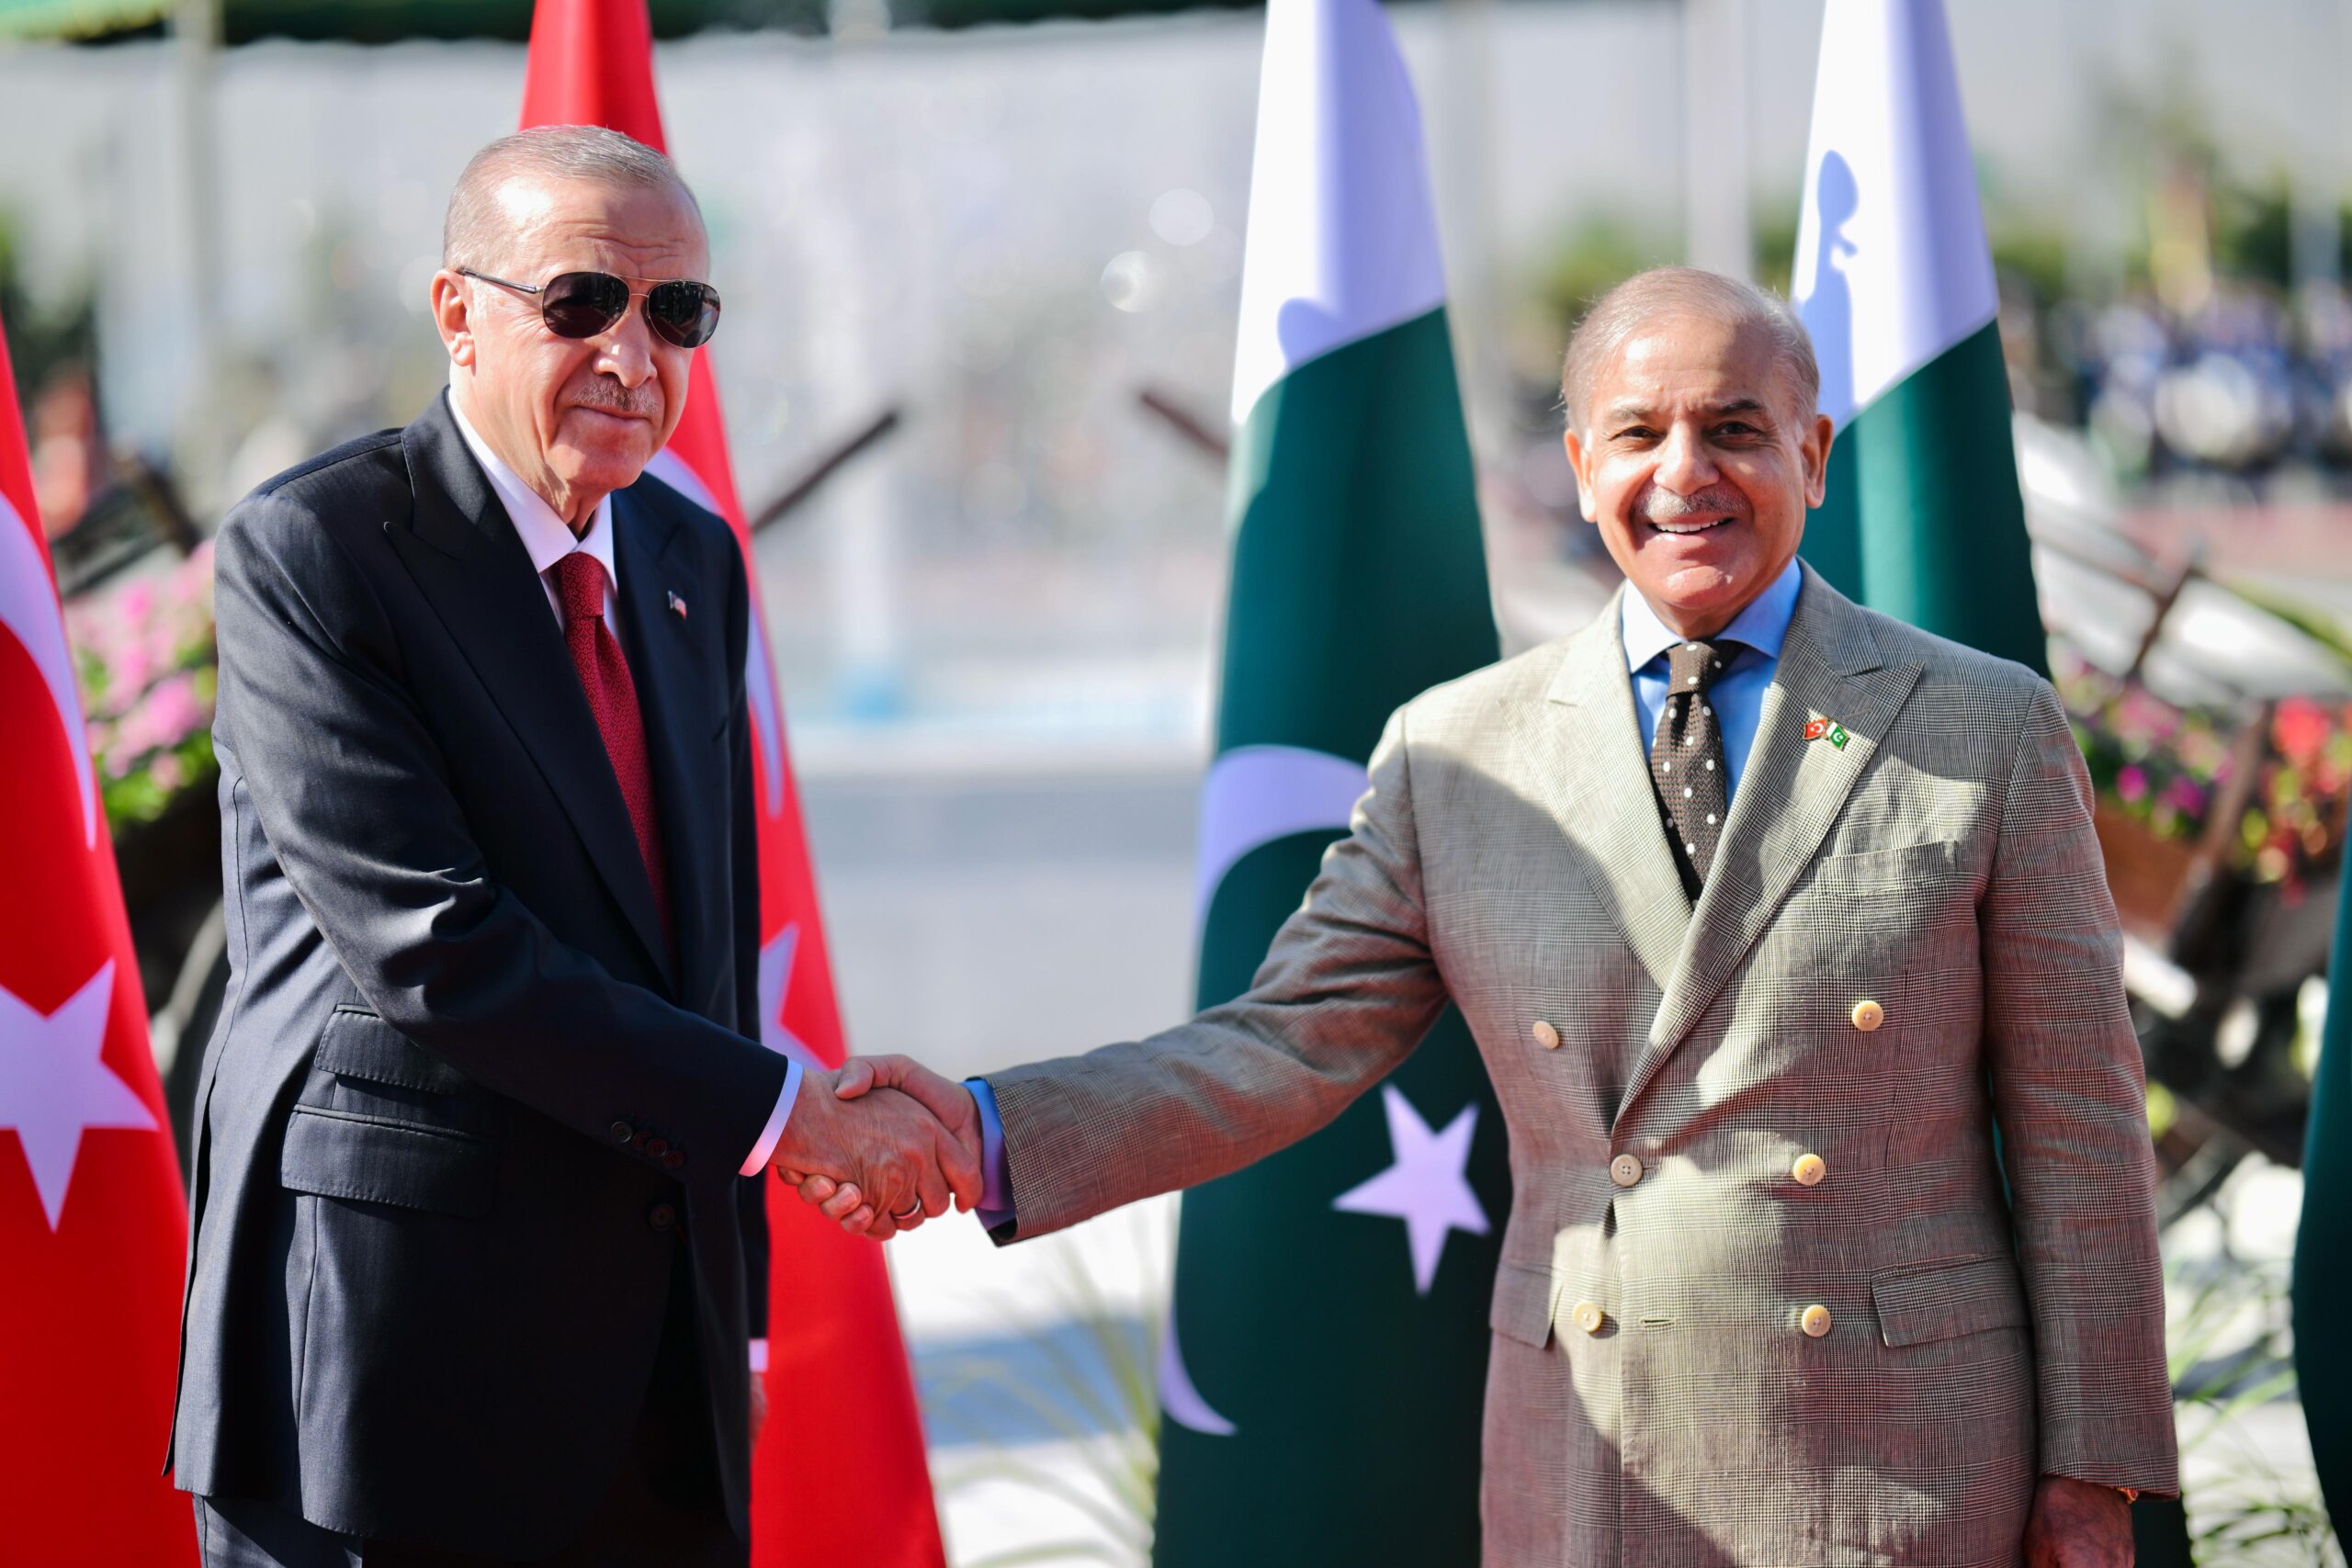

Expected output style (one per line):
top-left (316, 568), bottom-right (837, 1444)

top-left (1666, 637), bottom-right (1738, 694)
top-left (553, 549), bottom-right (606, 626)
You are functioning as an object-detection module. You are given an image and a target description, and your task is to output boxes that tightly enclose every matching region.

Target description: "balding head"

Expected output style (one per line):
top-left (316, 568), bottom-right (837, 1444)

top-left (442, 125), bottom-right (703, 276)
top-left (1560, 266), bottom-right (1818, 434)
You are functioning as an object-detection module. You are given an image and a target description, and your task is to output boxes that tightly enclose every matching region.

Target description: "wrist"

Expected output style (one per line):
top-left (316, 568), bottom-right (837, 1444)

top-left (770, 1066), bottom-right (837, 1171)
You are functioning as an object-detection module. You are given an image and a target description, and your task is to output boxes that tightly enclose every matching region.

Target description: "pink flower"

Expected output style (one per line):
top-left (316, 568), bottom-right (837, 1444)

top-left (2118, 765), bottom-right (2150, 804)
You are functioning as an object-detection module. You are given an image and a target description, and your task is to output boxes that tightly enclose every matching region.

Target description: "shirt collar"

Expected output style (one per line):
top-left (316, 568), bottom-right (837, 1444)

top-left (448, 391), bottom-right (617, 593)
top-left (1622, 556), bottom-right (1804, 674)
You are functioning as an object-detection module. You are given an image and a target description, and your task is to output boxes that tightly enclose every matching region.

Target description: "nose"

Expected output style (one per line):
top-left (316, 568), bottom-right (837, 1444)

top-left (594, 309), bottom-right (658, 389)
top-left (1653, 420), bottom-right (1719, 492)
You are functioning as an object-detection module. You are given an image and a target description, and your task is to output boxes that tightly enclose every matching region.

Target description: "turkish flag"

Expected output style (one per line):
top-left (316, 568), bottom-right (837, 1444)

top-left (520, 9), bottom-right (950, 1566)
top-left (0, 320), bottom-right (197, 1554)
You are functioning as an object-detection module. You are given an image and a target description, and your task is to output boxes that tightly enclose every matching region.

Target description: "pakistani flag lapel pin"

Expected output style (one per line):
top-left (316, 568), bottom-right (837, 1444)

top-left (1803, 715), bottom-right (1849, 750)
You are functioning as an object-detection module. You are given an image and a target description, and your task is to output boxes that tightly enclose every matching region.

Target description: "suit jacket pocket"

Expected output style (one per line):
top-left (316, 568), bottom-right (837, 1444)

top-left (315, 1006), bottom-right (472, 1095)
top-left (280, 1105), bottom-right (495, 1218)
top-left (1871, 1254), bottom-right (2028, 1348)
top-left (1804, 838), bottom-right (1965, 895)
top-left (1488, 1263), bottom-right (1561, 1348)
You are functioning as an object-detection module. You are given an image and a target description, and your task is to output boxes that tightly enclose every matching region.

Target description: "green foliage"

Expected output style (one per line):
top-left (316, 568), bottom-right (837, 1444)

top-left (2168, 1255), bottom-right (2344, 1565)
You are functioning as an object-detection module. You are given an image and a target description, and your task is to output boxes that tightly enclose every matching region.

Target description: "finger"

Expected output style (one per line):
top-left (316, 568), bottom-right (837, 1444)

top-left (774, 1167), bottom-right (807, 1187)
top-left (842, 1204), bottom-right (877, 1234)
top-left (941, 1125), bottom-right (984, 1213)
top-left (864, 1209), bottom-right (898, 1242)
top-left (797, 1176), bottom-right (840, 1206)
top-left (817, 1182), bottom-right (863, 1220)
top-left (834, 1058), bottom-right (877, 1100)
top-left (913, 1145), bottom-right (951, 1220)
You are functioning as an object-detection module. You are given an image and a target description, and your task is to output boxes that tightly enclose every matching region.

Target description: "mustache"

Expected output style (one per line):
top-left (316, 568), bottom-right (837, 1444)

top-left (1637, 484), bottom-right (1747, 524)
top-left (569, 379), bottom-right (662, 418)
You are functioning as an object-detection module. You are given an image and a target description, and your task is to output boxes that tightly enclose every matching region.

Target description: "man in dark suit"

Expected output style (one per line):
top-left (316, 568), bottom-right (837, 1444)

top-left (170, 126), bottom-right (978, 1567)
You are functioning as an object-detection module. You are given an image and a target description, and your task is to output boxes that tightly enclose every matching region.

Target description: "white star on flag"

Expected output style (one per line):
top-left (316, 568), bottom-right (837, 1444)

top-left (0, 960), bottom-right (157, 1232)
top-left (1331, 1084), bottom-right (1489, 1295)
top-left (756, 922), bottom-right (820, 1067)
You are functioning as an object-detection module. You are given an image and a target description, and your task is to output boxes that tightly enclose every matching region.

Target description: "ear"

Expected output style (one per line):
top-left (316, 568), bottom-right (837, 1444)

top-left (1562, 423), bottom-right (1600, 525)
top-left (430, 268), bottom-right (477, 370)
top-left (1800, 412), bottom-right (1834, 509)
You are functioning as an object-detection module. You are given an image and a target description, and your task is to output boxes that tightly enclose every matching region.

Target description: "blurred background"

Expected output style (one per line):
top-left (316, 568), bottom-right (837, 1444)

top-left (8, 0), bottom-right (2352, 1561)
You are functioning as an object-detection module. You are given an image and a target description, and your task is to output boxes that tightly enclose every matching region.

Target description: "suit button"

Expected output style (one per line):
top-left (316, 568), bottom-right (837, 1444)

top-left (1792, 1153), bottom-right (1826, 1187)
top-left (611, 1122), bottom-right (633, 1144)
top-left (1570, 1300), bottom-right (1605, 1336)
top-left (646, 1137), bottom-right (669, 1159)
top-left (649, 1203), bottom-right (677, 1233)
top-left (1801, 1303), bottom-right (1832, 1337)
top-left (662, 1148), bottom-right (685, 1171)
top-left (632, 1130), bottom-right (651, 1150)
top-left (1851, 998), bottom-right (1884, 1032)
top-left (1532, 1021), bottom-right (1562, 1051)
top-left (1610, 1154), bottom-right (1644, 1189)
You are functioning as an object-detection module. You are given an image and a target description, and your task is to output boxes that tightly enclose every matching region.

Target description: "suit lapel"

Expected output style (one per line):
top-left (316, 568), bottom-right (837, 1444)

top-left (1619, 567), bottom-right (1924, 1118)
top-left (612, 488), bottom-right (723, 1010)
top-left (381, 396), bottom-right (674, 989)
top-left (1499, 590), bottom-right (1690, 998)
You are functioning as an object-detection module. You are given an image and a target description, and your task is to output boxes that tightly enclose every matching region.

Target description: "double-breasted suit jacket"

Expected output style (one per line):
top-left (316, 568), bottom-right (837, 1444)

top-left (985, 565), bottom-right (2177, 1567)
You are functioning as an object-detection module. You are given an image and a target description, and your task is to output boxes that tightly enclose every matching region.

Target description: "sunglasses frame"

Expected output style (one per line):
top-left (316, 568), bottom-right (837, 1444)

top-left (457, 266), bottom-right (722, 350)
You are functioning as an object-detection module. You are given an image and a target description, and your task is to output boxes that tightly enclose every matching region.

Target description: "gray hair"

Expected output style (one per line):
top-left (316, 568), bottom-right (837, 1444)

top-left (1560, 265), bottom-right (1819, 431)
top-left (442, 125), bottom-right (704, 273)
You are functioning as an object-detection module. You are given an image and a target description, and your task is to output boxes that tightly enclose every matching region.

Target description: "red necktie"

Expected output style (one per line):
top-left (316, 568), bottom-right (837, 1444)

top-left (553, 549), bottom-right (673, 947)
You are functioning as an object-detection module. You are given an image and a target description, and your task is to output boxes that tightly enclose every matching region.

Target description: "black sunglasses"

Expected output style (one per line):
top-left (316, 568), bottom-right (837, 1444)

top-left (458, 267), bottom-right (723, 349)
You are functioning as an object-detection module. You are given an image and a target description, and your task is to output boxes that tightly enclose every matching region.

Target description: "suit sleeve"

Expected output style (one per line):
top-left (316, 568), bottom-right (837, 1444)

top-left (724, 540), bottom-right (772, 1337)
top-left (981, 705), bottom-right (1447, 1241)
top-left (211, 488), bottom-right (789, 1181)
top-left (1979, 680), bottom-right (2178, 1496)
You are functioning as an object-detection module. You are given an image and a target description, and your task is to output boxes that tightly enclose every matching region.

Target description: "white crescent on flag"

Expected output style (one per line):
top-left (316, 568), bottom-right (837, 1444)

top-left (0, 493), bottom-right (97, 848)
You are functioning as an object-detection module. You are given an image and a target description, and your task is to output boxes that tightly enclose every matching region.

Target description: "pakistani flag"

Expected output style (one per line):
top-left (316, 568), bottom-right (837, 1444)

top-left (1149, 0), bottom-right (1509, 1562)
top-left (1790, 0), bottom-right (2045, 678)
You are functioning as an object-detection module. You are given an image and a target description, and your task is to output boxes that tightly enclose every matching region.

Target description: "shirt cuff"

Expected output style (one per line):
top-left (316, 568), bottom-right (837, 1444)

top-left (739, 1059), bottom-right (806, 1178)
top-left (967, 1077), bottom-right (1015, 1228)
top-left (749, 1338), bottom-right (768, 1372)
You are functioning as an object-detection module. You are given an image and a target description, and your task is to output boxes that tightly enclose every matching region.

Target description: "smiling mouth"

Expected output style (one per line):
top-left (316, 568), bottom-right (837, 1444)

top-left (1645, 516), bottom-right (1735, 536)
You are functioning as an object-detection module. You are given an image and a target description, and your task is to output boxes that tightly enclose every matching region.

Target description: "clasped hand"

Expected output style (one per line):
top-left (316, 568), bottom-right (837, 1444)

top-left (769, 1058), bottom-right (980, 1240)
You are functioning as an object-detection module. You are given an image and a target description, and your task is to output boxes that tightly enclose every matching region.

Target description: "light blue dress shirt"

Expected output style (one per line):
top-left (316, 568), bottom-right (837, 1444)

top-left (963, 558), bottom-right (1806, 1229)
top-left (1621, 557), bottom-right (1803, 799)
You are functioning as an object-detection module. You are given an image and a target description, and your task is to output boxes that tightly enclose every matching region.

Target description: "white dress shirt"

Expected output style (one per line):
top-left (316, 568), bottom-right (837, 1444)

top-left (447, 395), bottom-right (802, 1194)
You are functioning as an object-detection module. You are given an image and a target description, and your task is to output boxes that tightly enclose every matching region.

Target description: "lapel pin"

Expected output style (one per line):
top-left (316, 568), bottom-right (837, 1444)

top-left (667, 591), bottom-right (688, 620)
top-left (1804, 717), bottom-right (1849, 749)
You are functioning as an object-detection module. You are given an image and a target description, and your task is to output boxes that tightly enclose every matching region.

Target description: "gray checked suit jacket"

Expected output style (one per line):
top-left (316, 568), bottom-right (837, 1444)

top-left (985, 565), bottom-right (2177, 1568)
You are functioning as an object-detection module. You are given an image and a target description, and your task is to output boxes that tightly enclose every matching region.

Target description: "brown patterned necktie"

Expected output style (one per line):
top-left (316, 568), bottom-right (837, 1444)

top-left (1650, 637), bottom-right (1741, 895)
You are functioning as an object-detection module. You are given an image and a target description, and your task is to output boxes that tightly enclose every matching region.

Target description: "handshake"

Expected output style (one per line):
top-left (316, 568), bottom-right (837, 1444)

top-left (766, 1056), bottom-right (985, 1239)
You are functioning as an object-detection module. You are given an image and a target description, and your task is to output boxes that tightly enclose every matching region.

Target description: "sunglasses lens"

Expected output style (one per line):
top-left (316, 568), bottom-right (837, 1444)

top-left (539, 272), bottom-right (631, 338)
top-left (646, 282), bottom-right (721, 349)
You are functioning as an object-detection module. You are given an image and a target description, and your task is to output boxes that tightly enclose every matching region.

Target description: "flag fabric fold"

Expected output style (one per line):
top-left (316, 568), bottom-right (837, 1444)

top-left (0, 311), bottom-right (196, 1561)
top-left (517, 8), bottom-right (946, 1564)
top-left (1150, 1), bottom-right (1508, 1561)
top-left (1791, 0), bottom-right (2045, 678)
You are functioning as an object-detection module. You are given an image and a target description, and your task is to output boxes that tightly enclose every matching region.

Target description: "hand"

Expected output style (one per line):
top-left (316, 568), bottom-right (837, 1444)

top-left (749, 1369), bottom-right (768, 1447)
top-left (783, 1056), bottom-right (980, 1236)
top-left (2021, 1474), bottom-right (2132, 1567)
top-left (768, 1066), bottom-right (980, 1240)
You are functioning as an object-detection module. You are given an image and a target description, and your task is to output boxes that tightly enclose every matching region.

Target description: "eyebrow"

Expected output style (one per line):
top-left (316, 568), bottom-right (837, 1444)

top-left (1600, 396), bottom-right (1774, 425)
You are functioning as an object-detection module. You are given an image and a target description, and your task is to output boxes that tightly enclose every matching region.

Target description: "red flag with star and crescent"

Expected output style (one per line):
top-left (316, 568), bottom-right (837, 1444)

top-left (520, 7), bottom-right (949, 1565)
top-left (0, 319), bottom-right (197, 1554)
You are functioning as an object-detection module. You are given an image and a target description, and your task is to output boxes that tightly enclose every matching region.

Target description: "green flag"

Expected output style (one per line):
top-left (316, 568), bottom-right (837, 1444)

top-left (2295, 890), bottom-right (2352, 1530)
top-left (1791, 0), bottom-right (2046, 679)
top-left (1149, 0), bottom-right (1508, 1561)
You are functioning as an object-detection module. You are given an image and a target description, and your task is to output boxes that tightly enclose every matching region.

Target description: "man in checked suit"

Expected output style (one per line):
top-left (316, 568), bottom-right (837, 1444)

top-left (796, 267), bottom-right (2177, 1565)
top-left (172, 128), bottom-right (976, 1566)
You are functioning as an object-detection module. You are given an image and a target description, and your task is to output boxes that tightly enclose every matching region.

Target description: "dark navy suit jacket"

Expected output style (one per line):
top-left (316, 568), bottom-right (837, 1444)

top-left (168, 391), bottom-right (788, 1556)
